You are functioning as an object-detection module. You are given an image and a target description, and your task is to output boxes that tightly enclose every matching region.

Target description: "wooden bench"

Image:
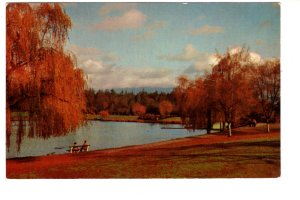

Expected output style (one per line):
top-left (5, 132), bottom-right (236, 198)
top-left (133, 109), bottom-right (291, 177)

top-left (68, 145), bottom-right (90, 153)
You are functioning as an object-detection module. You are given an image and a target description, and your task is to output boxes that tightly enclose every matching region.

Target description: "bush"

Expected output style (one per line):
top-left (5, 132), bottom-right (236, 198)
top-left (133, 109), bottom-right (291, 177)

top-left (99, 110), bottom-right (109, 118)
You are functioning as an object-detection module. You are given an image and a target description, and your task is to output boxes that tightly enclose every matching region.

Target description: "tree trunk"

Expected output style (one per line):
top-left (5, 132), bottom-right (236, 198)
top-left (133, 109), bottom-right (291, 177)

top-left (267, 122), bottom-right (270, 133)
top-left (266, 119), bottom-right (270, 133)
top-left (206, 109), bottom-right (212, 134)
top-left (228, 122), bottom-right (232, 137)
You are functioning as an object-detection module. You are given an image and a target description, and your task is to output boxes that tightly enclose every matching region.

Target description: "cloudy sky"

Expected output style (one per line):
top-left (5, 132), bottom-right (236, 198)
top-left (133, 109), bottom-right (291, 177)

top-left (60, 2), bottom-right (280, 90)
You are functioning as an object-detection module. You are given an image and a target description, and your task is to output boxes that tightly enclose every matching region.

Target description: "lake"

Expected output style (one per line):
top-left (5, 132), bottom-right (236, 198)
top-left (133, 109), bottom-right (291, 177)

top-left (6, 121), bottom-right (207, 158)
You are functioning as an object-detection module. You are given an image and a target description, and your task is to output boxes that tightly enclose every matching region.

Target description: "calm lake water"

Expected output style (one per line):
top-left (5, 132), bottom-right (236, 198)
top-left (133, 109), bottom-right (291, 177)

top-left (7, 121), bottom-right (207, 158)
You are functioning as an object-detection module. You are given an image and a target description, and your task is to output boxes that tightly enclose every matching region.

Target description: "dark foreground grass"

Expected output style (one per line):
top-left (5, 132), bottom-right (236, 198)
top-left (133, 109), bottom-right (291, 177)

top-left (69, 140), bottom-right (279, 178)
top-left (7, 127), bottom-right (280, 178)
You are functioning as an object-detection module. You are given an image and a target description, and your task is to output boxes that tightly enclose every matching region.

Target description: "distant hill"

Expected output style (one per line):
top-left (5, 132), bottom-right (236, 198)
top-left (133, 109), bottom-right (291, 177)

top-left (113, 87), bottom-right (174, 94)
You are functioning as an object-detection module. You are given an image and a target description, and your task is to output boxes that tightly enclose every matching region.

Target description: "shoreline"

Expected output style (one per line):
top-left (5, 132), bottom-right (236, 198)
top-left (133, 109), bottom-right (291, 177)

top-left (6, 124), bottom-right (280, 178)
top-left (85, 114), bottom-right (183, 125)
top-left (93, 118), bottom-right (182, 124)
top-left (6, 123), bottom-right (279, 160)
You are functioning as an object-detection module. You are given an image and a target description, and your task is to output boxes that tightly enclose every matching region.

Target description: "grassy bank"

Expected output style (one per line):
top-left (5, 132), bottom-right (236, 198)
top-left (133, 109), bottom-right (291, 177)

top-left (86, 114), bottom-right (182, 124)
top-left (6, 124), bottom-right (280, 178)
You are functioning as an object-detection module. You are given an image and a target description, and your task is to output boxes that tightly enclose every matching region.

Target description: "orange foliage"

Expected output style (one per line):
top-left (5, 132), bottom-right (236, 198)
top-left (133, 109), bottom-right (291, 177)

top-left (99, 110), bottom-right (110, 118)
top-left (6, 3), bottom-right (86, 150)
top-left (251, 59), bottom-right (280, 132)
top-left (212, 47), bottom-right (255, 129)
top-left (131, 103), bottom-right (146, 116)
top-left (159, 100), bottom-right (173, 117)
top-left (174, 48), bottom-right (263, 134)
top-left (174, 75), bottom-right (191, 124)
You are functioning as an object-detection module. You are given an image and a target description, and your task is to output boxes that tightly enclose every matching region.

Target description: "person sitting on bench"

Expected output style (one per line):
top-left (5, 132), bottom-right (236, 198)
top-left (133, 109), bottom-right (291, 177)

top-left (71, 142), bottom-right (80, 153)
top-left (80, 140), bottom-right (89, 152)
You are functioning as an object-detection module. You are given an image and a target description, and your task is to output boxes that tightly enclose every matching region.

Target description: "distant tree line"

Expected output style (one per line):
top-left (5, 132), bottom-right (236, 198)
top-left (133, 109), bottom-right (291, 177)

top-left (85, 89), bottom-right (176, 118)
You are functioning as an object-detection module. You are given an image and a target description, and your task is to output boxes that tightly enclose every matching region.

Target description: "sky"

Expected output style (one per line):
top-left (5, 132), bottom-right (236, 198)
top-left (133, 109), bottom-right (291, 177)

top-left (58, 2), bottom-right (280, 90)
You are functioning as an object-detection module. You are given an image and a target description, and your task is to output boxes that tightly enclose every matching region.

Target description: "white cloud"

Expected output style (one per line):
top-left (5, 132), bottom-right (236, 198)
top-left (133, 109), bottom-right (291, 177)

top-left (80, 59), bottom-right (109, 74)
top-left (249, 52), bottom-right (262, 64)
top-left (183, 46), bottom-right (264, 74)
top-left (132, 21), bottom-right (167, 41)
top-left (160, 44), bottom-right (200, 61)
top-left (99, 3), bottom-right (137, 17)
top-left (93, 9), bottom-right (147, 31)
top-left (66, 44), bottom-right (119, 62)
top-left (188, 24), bottom-right (224, 36)
top-left (184, 54), bottom-right (219, 74)
top-left (229, 46), bottom-right (262, 64)
top-left (67, 44), bottom-right (101, 57)
top-left (160, 44), bottom-right (264, 75)
top-left (66, 43), bottom-right (175, 90)
top-left (102, 52), bottom-right (119, 62)
top-left (79, 59), bottom-right (175, 89)
top-left (160, 44), bottom-right (219, 74)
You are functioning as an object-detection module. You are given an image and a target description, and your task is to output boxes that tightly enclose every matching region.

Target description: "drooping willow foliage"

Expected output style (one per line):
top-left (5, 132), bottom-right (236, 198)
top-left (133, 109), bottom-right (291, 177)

top-left (174, 48), bottom-right (280, 135)
top-left (6, 3), bottom-right (86, 151)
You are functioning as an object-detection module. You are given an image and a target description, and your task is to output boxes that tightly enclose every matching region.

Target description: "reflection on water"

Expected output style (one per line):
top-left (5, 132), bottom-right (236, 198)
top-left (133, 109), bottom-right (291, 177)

top-left (7, 121), bottom-right (206, 158)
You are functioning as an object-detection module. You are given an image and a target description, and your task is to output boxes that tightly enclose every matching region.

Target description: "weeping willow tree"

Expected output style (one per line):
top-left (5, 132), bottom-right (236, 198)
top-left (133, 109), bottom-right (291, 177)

top-left (6, 3), bottom-right (86, 151)
top-left (174, 75), bottom-right (215, 132)
top-left (212, 48), bottom-right (255, 136)
top-left (174, 48), bottom-right (256, 135)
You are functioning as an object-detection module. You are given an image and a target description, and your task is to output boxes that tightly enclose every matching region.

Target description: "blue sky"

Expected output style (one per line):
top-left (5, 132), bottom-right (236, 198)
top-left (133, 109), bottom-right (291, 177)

top-left (60, 2), bottom-right (280, 90)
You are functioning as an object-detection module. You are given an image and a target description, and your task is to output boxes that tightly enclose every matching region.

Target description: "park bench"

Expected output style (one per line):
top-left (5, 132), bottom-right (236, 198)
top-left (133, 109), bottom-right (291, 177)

top-left (68, 145), bottom-right (90, 153)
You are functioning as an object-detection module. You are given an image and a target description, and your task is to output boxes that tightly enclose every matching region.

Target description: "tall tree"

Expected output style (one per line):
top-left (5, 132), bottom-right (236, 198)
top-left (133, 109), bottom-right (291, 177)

top-left (251, 59), bottom-right (280, 132)
top-left (174, 75), bottom-right (191, 125)
top-left (174, 76), bottom-right (211, 131)
top-left (212, 48), bottom-right (254, 136)
top-left (6, 3), bottom-right (86, 150)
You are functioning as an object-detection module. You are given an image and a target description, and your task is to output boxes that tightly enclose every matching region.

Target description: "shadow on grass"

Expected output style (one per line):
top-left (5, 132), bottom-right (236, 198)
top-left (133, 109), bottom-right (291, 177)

top-left (7, 156), bottom-right (40, 162)
top-left (87, 140), bottom-right (280, 165)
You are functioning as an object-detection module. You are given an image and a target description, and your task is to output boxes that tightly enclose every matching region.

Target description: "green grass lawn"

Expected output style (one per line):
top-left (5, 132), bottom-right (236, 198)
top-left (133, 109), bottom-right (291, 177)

top-left (159, 117), bottom-right (182, 123)
top-left (86, 114), bottom-right (139, 121)
top-left (104, 115), bottom-right (139, 120)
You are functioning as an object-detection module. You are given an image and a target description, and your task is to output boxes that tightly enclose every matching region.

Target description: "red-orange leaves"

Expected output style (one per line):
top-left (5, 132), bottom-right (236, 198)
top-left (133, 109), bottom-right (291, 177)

top-left (131, 103), bottom-right (146, 116)
top-left (159, 100), bottom-right (173, 117)
top-left (6, 3), bottom-right (86, 150)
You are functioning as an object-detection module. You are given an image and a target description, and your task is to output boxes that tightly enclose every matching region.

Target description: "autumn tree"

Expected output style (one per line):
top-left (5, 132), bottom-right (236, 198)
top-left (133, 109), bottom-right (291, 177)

top-left (174, 75), bottom-right (191, 125)
top-left (185, 78), bottom-right (208, 130)
top-left (6, 3), bottom-right (86, 150)
top-left (131, 102), bottom-right (146, 116)
top-left (159, 100), bottom-right (173, 117)
top-left (212, 48), bottom-right (254, 136)
top-left (251, 59), bottom-right (280, 132)
top-left (174, 75), bottom-right (217, 132)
